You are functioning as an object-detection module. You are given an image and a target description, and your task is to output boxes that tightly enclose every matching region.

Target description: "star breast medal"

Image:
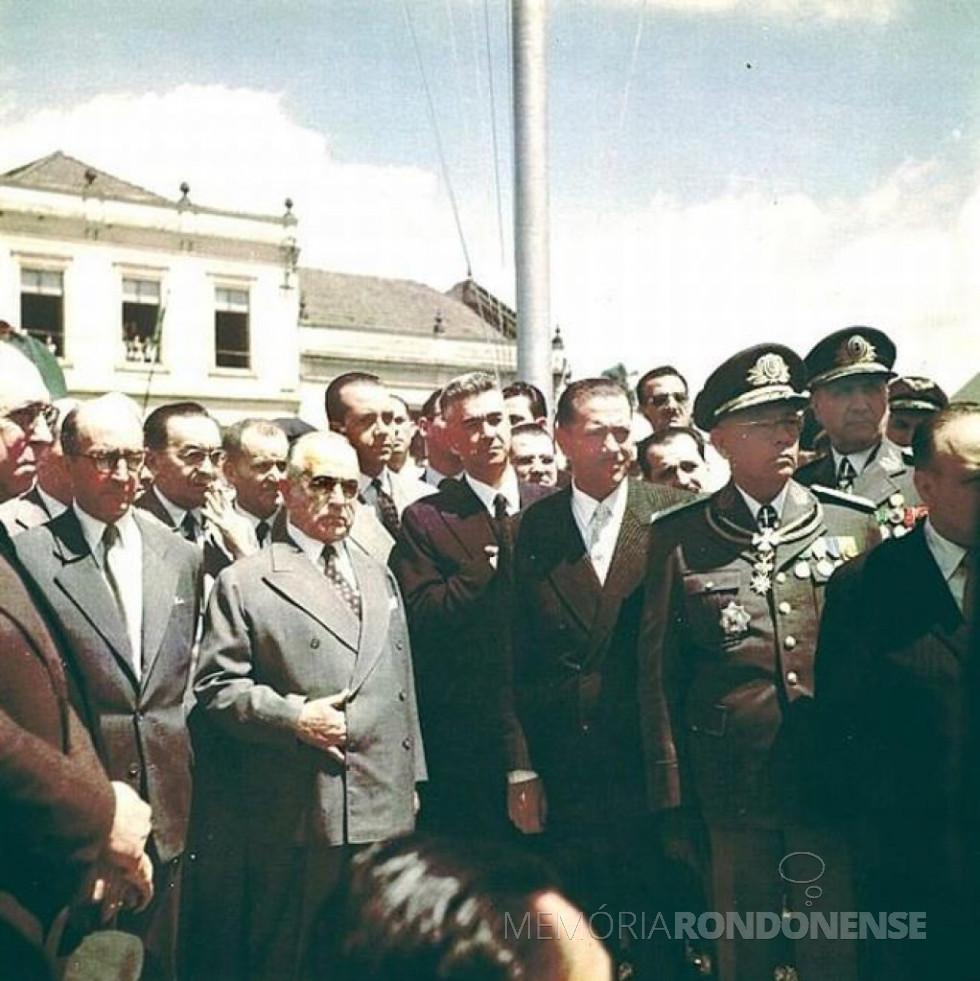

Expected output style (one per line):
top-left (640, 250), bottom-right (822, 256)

top-left (720, 600), bottom-right (751, 637)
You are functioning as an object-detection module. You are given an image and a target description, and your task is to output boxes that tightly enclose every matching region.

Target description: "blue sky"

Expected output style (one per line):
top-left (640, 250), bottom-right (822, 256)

top-left (2, 0), bottom-right (979, 391)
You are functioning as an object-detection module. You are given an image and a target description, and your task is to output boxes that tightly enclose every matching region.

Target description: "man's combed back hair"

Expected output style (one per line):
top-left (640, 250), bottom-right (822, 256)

top-left (421, 387), bottom-right (444, 422)
top-left (222, 418), bottom-right (285, 459)
top-left (325, 372), bottom-right (382, 425)
top-left (911, 402), bottom-right (980, 470)
top-left (503, 381), bottom-right (548, 421)
top-left (636, 426), bottom-right (706, 480)
top-left (143, 402), bottom-right (212, 450)
top-left (439, 372), bottom-right (498, 419)
top-left (555, 378), bottom-right (629, 428)
top-left (635, 365), bottom-right (688, 403)
top-left (308, 837), bottom-right (566, 981)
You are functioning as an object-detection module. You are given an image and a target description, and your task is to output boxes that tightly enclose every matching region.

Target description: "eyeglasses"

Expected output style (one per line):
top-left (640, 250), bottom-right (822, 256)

top-left (644, 392), bottom-right (689, 408)
top-left (75, 450), bottom-right (146, 473)
top-left (731, 414), bottom-right (805, 437)
top-left (1, 401), bottom-right (58, 432)
top-left (175, 447), bottom-right (225, 469)
top-left (305, 474), bottom-right (360, 500)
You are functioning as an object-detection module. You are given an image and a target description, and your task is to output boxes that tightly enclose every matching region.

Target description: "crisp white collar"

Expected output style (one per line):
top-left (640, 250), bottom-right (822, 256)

top-left (923, 518), bottom-right (967, 584)
top-left (73, 504), bottom-right (139, 561)
top-left (465, 468), bottom-right (521, 515)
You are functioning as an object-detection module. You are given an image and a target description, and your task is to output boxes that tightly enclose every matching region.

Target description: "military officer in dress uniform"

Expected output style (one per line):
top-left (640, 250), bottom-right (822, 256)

top-left (795, 327), bottom-right (922, 538)
top-left (638, 343), bottom-right (880, 981)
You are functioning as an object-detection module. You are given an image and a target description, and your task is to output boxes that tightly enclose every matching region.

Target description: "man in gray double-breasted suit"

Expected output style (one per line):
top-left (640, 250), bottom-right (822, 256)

top-left (193, 431), bottom-right (425, 981)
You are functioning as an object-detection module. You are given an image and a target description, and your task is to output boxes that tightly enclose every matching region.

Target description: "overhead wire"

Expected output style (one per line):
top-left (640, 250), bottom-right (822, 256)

top-left (402, 0), bottom-right (473, 278)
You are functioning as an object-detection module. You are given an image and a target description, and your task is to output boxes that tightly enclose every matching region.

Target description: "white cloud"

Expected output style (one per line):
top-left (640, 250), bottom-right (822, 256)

top-left (0, 83), bottom-right (975, 398)
top-left (599, 0), bottom-right (904, 24)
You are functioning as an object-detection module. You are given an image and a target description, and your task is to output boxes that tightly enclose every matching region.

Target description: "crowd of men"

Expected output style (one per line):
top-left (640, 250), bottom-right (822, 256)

top-left (0, 323), bottom-right (976, 981)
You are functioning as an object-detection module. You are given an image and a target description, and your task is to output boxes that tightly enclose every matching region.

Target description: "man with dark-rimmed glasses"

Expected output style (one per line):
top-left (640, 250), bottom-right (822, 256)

top-left (193, 431), bottom-right (424, 981)
top-left (0, 343), bottom-right (57, 511)
top-left (15, 395), bottom-right (201, 981)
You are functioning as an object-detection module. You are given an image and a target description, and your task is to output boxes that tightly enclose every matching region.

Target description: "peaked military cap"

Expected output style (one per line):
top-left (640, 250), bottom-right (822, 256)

top-left (694, 343), bottom-right (808, 430)
top-left (888, 375), bottom-right (948, 413)
top-left (804, 326), bottom-right (896, 388)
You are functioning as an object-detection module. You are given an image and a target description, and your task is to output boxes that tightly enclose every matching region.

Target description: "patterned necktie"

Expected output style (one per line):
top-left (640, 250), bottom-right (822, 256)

top-left (180, 511), bottom-right (199, 544)
top-left (757, 504), bottom-right (780, 531)
top-left (837, 457), bottom-right (857, 493)
top-left (322, 544), bottom-right (362, 619)
top-left (256, 520), bottom-right (270, 548)
top-left (372, 478), bottom-right (401, 539)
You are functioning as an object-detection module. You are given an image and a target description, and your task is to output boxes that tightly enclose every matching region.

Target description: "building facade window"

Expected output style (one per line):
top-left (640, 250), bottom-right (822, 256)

top-left (122, 277), bottom-right (162, 363)
top-left (214, 286), bottom-right (250, 369)
top-left (20, 268), bottom-right (64, 357)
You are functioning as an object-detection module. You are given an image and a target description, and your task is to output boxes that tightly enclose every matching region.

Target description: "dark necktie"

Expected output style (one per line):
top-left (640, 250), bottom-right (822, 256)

top-left (256, 520), bottom-right (270, 548)
top-left (322, 544), bottom-right (362, 619)
top-left (493, 493), bottom-right (514, 555)
top-left (372, 478), bottom-right (400, 539)
top-left (180, 511), bottom-right (199, 544)
top-left (757, 504), bottom-right (780, 531)
top-left (837, 457), bottom-right (857, 493)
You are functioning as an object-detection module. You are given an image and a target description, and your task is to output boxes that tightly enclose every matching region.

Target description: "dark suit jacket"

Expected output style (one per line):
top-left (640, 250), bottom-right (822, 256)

top-left (134, 486), bottom-right (227, 581)
top-left (639, 480), bottom-right (879, 827)
top-left (0, 556), bottom-right (114, 928)
top-left (14, 509), bottom-right (201, 862)
top-left (390, 476), bottom-right (551, 793)
top-left (513, 480), bottom-right (692, 828)
top-left (816, 523), bottom-right (976, 826)
top-left (795, 436), bottom-right (919, 508)
top-left (194, 529), bottom-right (425, 848)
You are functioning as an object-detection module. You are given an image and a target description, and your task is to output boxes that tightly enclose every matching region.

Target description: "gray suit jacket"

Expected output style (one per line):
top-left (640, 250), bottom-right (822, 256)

top-left (193, 532), bottom-right (425, 847)
top-left (14, 509), bottom-right (202, 862)
top-left (0, 486), bottom-right (52, 538)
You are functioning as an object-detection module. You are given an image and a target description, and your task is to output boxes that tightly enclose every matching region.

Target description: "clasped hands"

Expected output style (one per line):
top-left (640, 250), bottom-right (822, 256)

top-left (297, 689), bottom-right (350, 764)
top-left (86, 781), bottom-right (155, 923)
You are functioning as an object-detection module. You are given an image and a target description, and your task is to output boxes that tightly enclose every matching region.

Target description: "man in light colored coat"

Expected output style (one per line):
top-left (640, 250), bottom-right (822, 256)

top-left (193, 431), bottom-right (425, 981)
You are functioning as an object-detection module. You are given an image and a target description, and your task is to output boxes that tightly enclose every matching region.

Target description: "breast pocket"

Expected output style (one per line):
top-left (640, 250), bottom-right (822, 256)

top-left (682, 570), bottom-right (744, 651)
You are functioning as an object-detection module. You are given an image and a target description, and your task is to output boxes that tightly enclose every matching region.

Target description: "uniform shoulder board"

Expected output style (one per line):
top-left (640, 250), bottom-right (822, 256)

top-left (649, 494), bottom-right (709, 525)
top-left (810, 483), bottom-right (877, 514)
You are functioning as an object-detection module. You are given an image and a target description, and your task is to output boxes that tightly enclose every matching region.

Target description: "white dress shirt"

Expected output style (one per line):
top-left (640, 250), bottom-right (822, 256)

top-left (735, 482), bottom-right (792, 527)
top-left (464, 468), bottom-right (521, 516)
top-left (923, 518), bottom-right (971, 613)
top-left (288, 521), bottom-right (358, 590)
top-left (570, 478), bottom-right (629, 585)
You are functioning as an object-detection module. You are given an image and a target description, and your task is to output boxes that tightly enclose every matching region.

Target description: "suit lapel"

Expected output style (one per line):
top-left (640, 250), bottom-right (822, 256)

top-left (50, 511), bottom-right (137, 686)
top-left (137, 517), bottom-right (182, 684)
top-left (265, 542), bottom-right (360, 652)
top-left (347, 547), bottom-right (390, 693)
top-left (541, 489), bottom-right (600, 635)
top-left (588, 485), bottom-right (649, 653)
top-left (440, 479), bottom-right (497, 559)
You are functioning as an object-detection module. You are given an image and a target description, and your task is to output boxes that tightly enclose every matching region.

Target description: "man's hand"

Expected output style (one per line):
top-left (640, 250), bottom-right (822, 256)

top-left (89, 851), bottom-right (154, 923)
top-left (297, 689), bottom-right (350, 763)
top-left (202, 484), bottom-right (259, 560)
top-left (106, 782), bottom-right (152, 871)
top-left (508, 777), bottom-right (547, 834)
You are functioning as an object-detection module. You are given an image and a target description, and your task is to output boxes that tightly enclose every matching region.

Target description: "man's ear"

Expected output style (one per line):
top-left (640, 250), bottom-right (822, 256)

top-left (710, 424), bottom-right (731, 462)
top-left (912, 466), bottom-right (932, 508)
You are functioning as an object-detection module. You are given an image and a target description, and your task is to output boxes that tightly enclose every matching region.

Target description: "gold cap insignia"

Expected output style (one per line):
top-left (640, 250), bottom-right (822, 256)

top-left (746, 352), bottom-right (791, 388)
top-left (843, 334), bottom-right (876, 365)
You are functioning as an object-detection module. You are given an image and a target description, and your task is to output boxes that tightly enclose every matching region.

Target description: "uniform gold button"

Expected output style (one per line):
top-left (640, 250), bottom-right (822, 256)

top-left (784, 635), bottom-right (797, 650)
top-left (786, 670), bottom-right (799, 685)
top-left (775, 572), bottom-right (787, 584)
top-left (778, 601), bottom-right (791, 615)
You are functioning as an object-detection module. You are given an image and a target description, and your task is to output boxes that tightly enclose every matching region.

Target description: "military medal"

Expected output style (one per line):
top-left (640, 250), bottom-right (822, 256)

top-left (751, 572), bottom-right (772, 594)
top-left (816, 558), bottom-right (835, 577)
top-left (720, 600), bottom-right (751, 636)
